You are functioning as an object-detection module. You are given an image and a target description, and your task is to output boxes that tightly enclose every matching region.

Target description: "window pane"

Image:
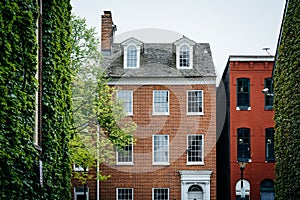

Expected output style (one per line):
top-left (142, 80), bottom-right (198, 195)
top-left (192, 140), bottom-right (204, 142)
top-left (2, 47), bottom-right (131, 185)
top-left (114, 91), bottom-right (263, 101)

top-left (187, 90), bottom-right (203, 113)
top-left (179, 45), bottom-right (190, 67)
top-left (153, 135), bottom-right (169, 163)
top-left (117, 188), bottom-right (133, 200)
top-left (237, 78), bottom-right (250, 107)
top-left (117, 137), bottom-right (133, 163)
top-left (187, 135), bottom-right (203, 163)
top-left (117, 90), bottom-right (133, 114)
top-left (237, 128), bottom-right (250, 161)
top-left (153, 91), bottom-right (169, 113)
top-left (265, 128), bottom-right (275, 161)
top-left (127, 45), bottom-right (137, 68)
top-left (153, 188), bottom-right (169, 200)
top-left (264, 78), bottom-right (274, 109)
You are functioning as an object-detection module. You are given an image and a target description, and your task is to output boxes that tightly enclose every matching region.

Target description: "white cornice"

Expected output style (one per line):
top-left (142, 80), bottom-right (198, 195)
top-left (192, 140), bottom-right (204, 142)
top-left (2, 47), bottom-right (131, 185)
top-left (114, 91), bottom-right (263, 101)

top-left (108, 77), bottom-right (216, 85)
top-left (229, 56), bottom-right (274, 62)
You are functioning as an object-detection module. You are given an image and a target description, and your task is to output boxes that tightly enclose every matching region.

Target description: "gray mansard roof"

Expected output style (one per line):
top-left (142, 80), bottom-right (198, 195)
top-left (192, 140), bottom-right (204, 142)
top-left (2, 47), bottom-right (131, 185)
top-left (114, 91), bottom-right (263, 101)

top-left (103, 37), bottom-right (216, 78)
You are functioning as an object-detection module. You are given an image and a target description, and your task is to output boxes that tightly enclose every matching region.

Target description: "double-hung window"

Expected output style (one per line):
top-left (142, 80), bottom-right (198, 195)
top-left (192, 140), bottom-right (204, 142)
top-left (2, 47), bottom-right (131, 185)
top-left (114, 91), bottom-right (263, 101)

top-left (264, 78), bottom-right (274, 110)
top-left (187, 90), bottom-right (203, 115)
top-left (187, 134), bottom-right (203, 164)
top-left (127, 45), bottom-right (137, 68)
top-left (153, 135), bottom-right (169, 165)
top-left (116, 136), bottom-right (133, 165)
top-left (237, 78), bottom-right (250, 110)
top-left (179, 45), bottom-right (190, 67)
top-left (74, 187), bottom-right (89, 200)
top-left (237, 128), bottom-right (250, 162)
top-left (152, 188), bottom-right (169, 200)
top-left (117, 90), bottom-right (133, 115)
top-left (117, 188), bottom-right (133, 200)
top-left (153, 90), bottom-right (169, 115)
top-left (265, 128), bottom-right (275, 162)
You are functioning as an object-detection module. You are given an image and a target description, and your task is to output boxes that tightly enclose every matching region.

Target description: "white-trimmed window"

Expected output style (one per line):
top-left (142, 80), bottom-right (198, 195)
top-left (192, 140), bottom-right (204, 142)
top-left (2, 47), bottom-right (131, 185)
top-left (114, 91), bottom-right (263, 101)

top-left (179, 45), bottom-right (190, 67)
top-left (73, 164), bottom-right (89, 172)
top-left (117, 90), bottom-right (133, 115)
top-left (153, 90), bottom-right (169, 115)
top-left (187, 134), bottom-right (204, 165)
top-left (122, 38), bottom-right (142, 69)
top-left (117, 188), bottom-right (133, 200)
top-left (74, 187), bottom-right (89, 200)
top-left (187, 90), bottom-right (203, 115)
top-left (116, 136), bottom-right (133, 165)
top-left (153, 135), bottom-right (169, 165)
top-left (152, 188), bottom-right (169, 200)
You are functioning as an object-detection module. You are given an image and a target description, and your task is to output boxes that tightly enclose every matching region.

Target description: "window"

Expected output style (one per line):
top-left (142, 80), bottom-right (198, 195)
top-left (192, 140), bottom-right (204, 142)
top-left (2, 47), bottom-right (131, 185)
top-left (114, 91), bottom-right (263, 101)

top-left (153, 188), bottom-right (169, 200)
top-left (127, 45), bottom-right (137, 68)
top-left (117, 136), bottom-right (133, 165)
top-left (187, 90), bottom-right (203, 114)
top-left (260, 179), bottom-right (274, 200)
top-left (264, 78), bottom-right (274, 110)
top-left (265, 128), bottom-right (275, 162)
top-left (179, 45), bottom-right (190, 67)
top-left (74, 187), bottom-right (89, 200)
top-left (153, 90), bottom-right (169, 115)
top-left (153, 135), bottom-right (169, 164)
top-left (237, 78), bottom-right (250, 109)
top-left (117, 188), bottom-right (133, 200)
top-left (117, 90), bottom-right (133, 115)
top-left (187, 134), bottom-right (203, 164)
top-left (73, 164), bottom-right (88, 172)
top-left (237, 128), bottom-right (250, 162)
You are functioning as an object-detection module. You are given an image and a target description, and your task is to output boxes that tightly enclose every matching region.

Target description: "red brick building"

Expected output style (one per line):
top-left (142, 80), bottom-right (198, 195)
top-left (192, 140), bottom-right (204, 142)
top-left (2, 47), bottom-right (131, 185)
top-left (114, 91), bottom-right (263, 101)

top-left (217, 55), bottom-right (275, 200)
top-left (94, 11), bottom-right (217, 200)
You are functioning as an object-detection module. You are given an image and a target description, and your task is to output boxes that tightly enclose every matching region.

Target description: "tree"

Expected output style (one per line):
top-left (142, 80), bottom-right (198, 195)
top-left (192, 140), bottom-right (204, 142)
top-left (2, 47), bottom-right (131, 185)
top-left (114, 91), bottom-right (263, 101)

top-left (273, 0), bottom-right (300, 199)
top-left (69, 15), bottom-right (136, 187)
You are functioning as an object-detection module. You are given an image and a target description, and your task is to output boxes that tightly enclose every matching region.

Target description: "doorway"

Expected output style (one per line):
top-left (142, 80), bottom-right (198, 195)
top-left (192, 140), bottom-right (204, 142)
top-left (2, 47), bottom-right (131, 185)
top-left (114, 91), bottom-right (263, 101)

top-left (188, 185), bottom-right (203, 200)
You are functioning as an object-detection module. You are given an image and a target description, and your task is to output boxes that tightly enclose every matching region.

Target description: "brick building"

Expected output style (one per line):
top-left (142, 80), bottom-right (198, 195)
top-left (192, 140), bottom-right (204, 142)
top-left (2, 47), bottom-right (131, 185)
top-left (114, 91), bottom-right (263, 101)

top-left (217, 55), bottom-right (275, 200)
top-left (96, 11), bottom-right (217, 200)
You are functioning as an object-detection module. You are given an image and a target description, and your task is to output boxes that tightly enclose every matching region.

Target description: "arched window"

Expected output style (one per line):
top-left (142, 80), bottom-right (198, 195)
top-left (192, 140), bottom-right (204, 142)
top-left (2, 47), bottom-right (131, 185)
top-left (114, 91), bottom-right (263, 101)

top-left (179, 45), bottom-right (190, 67)
top-left (127, 45), bottom-right (137, 68)
top-left (188, 185), bottom-right (203, 192)
top-left (260, 179), bottom-right (274, 200)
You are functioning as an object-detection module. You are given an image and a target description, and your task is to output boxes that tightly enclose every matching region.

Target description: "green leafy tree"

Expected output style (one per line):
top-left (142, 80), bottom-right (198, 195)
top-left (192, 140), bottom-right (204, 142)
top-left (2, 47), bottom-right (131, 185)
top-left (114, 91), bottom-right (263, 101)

top-left (273, 0), bottom-right (300, 199)
top-left (69, 15), bottom-right (136, 185)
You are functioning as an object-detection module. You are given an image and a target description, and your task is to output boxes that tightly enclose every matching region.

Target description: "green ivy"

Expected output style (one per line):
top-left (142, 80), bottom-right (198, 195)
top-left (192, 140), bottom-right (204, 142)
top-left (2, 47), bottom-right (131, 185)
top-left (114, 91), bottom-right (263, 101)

top-left (41, 0), bottom-right (72, 199)
top-left (0, 0), bottom-right (73, 199)
top-left (273, 0), bottom-right (300, 199)
top-left (0, 1), bottom-right (40, 199)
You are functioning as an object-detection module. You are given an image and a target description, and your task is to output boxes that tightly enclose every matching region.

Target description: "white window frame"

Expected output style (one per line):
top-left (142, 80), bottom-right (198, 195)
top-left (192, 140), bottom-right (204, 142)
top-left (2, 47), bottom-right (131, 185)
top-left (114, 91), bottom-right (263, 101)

top-left (187, 134), bottom-right (204, 165)
top-left (117, 90), bottom-right (133, 115)
top-left (125, 45), bottom-right (138, 68)
top-left (74, 187), bottom-right (89, 200)
top-left (73, 164), bottom-right (89, 172)
top-left (153, 90), bottom-right (169, 115)
top-left (122, 38), bottom-right (142, 69)
top-left (187, 90), bottom-right (204, 115)
top-left (152, 135), bottom-right (169, 165)
top-left (176, 44), bottom-right (193, 69)
top-left (116, 188), bottom-right (134, 200)
top-left (152, 188), bottom-right (169, 200)
top-left (116, 136), bottom-right (134, 165)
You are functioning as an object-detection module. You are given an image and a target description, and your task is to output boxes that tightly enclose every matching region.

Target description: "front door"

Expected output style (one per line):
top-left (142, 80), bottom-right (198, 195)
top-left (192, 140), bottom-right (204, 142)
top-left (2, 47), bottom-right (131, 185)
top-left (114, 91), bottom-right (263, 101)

top-left (188, 191), bottom-right (202, 200)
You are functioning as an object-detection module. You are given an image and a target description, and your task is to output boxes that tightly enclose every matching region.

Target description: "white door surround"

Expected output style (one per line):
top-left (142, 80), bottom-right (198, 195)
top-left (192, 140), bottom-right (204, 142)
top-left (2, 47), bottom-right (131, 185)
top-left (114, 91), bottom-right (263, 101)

top-left (179, 170), bottom-right (212, 200)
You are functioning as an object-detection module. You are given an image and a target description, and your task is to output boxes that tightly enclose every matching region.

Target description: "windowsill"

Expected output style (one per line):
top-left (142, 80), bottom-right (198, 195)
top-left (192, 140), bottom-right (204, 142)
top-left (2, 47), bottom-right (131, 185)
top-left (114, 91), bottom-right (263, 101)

top-left (264, 106), bottom-right (274, 111)
top-left (124, 66), bottom-right (139, 69)
top-left (152, 113), bottom-right (170, 116)
top-left (152, 162), bottom-right (170, 166)
top-left (187, 112), bottom-right (204, 116)
top-left (265, 160), bottom-right (275, 163)
top-left (186, 162), bottom-right (204, 166)
top-left (126, 113), bottom-right (134, 116)
top-left (178, 66), bottom-right (193, 69)
top-left (116, 162), bottom-right (134, 166)
top-left (236, 106), bottom-right (251, 111)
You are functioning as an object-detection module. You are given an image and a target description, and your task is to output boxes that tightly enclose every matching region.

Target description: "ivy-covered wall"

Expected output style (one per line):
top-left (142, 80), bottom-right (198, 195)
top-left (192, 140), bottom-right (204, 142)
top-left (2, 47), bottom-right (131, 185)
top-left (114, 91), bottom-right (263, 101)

top-left (0, 0), bottom-right (73, 199)
top-left (0, 1), bottom-right (40, 199)
top-left (41, 0), bottom-right (73, 199)
top-left (274, 0), bottom-right (300, 199)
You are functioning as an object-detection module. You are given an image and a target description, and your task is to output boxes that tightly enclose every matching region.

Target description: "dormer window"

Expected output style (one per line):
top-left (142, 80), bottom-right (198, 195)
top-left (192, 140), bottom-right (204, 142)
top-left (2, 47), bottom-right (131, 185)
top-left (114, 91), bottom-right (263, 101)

top-left (174, 37), bottom-right (195, 69)
top-left (180, 45), bottom-right (190, 67)
top-left (122, 37), bottom-right (143, 69)
top-left (127, 45), bottom-right (137, 68)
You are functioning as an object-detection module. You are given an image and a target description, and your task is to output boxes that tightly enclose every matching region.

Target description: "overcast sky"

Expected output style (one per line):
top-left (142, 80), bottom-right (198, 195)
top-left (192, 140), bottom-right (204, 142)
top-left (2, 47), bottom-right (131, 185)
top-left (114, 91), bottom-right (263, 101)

top-left (71, 0), bottom-right (286, 78)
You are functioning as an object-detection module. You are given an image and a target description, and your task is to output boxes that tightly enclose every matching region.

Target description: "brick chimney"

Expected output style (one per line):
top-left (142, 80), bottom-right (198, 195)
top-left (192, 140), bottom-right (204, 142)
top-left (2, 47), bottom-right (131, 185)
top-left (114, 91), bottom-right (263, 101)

top-left (101, 11), bottom-right (117, 56)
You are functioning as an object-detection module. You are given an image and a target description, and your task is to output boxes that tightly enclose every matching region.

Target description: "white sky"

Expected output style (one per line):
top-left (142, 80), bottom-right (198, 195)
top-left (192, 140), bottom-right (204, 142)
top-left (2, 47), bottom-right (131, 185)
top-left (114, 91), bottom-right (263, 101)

top-left (71, 0), bottom-right (285, 78)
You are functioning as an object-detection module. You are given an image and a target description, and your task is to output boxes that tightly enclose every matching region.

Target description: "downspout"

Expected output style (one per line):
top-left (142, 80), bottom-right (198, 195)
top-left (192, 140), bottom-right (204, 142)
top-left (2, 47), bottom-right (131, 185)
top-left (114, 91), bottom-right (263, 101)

top-left (97, 124), bottom-right (100, 200)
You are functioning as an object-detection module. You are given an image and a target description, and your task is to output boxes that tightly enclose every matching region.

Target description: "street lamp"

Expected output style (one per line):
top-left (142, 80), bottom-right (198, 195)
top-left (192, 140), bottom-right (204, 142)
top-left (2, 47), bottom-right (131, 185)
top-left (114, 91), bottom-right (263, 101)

top-left (238, 161), bottom-right (248, 199)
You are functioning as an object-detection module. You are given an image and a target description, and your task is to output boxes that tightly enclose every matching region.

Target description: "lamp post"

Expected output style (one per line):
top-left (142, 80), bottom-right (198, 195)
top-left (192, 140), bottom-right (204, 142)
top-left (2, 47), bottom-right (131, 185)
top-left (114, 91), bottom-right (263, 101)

top-left (238, 161), bottom-right (247, 199)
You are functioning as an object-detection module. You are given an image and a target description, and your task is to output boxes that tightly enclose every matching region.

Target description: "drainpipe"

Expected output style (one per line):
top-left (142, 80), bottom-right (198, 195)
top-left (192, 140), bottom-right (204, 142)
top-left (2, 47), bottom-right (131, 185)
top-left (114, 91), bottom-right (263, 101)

top-left (97, 124), bottom-right (100, 200)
